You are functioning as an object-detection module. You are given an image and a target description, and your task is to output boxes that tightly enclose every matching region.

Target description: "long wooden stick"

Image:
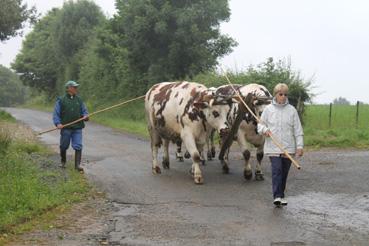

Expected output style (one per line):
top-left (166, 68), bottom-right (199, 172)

top-left (220, 68), bottom-right (301, 170)
top-left (38, 95), bottom-right (146, 135)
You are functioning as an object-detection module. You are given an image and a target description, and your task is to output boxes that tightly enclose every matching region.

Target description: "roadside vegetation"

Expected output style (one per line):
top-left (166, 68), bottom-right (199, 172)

top-left (0, 110), bottom-right (90, 244)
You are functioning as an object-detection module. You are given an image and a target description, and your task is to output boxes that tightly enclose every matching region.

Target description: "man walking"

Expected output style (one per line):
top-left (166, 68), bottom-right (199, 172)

top-left (53, 80), bottom-right (89, 172)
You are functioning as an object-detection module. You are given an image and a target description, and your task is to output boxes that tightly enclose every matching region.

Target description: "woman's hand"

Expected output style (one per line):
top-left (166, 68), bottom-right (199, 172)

top-left (264, 130), bottom-right (272, 137)
top-left (296, 148), bottom-right (304, 157)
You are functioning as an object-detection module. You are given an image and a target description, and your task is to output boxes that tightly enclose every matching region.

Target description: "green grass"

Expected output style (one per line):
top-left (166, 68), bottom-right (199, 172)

top-left (303, 104), bottom-right (369, 148)
top-left (304, 104), bottom-right (369, 129)
top-left (0, 111), bottom-right (16, 123)
top-left (0, 110), bottom-right (90, 242)
top-left (91, 100), bottom-right (148, 138)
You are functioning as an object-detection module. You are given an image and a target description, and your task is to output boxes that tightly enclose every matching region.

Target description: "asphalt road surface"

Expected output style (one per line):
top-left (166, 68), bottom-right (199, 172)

top-left (4, 108), bottom-right (369, 246)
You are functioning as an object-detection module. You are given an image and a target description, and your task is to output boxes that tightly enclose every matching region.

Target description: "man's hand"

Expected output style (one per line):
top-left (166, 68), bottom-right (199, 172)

top-left (82, 115), bottom-right (89, 121)
top-left (57, 124), bottom-right (63, 129)
top-left (296, 148), bottom-right (304, 157)
top-left (264, 130), bottom-right (272, 137)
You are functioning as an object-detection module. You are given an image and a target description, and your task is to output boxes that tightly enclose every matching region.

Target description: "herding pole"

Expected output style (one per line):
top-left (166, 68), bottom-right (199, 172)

top-left (356, 101), bottom-right (360, 128)
top-left (38, 95), bottom-right (146, 135)
top-left (329, 103), bottom-right (332, 128)
top-left (220, 67), bottom-right (301, 170)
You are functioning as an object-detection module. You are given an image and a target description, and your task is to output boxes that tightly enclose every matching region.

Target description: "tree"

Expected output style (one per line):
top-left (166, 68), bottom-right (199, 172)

top-left (333, 97), bottom-right (350, 105)
top-left (112, 0), bottom-right (237, 92)
top-left (12, 8), bottom-right (61, 94)
top-left (0, 65), bottom-right (27, 106)
top-left (12, 1), bottom-right (105, 96)
top-left (0, 0), bottom-right (37, 41)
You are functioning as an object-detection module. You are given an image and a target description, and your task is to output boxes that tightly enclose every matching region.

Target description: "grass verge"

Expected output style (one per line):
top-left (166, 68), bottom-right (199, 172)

top-left (0, 110), bottom-right (90, 245)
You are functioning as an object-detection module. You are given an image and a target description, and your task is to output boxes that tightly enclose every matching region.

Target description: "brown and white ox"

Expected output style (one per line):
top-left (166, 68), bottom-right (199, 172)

top-left (214, 83), bottom-right (272, 181)
top-left (145, 81), bottom-right (236, 184)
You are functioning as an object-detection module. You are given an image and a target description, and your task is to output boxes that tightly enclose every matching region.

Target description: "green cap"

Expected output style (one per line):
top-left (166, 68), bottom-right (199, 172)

top-left (65, 80), bottom-right (79, 88)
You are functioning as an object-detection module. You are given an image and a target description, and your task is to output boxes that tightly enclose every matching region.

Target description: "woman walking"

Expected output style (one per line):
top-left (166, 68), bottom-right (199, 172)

top-left (257, 83), bottom-right (304, 206)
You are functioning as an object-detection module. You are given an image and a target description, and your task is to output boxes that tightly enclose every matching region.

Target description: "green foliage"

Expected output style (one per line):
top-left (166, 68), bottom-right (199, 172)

top-left (0, 0), bottom-right (37, 41)
top-left (0, 65), bottom-right (27, 106)
top-left (112, 0), bottom-right (236, 91)
top-left (12, 0), bottom-right (105, 97)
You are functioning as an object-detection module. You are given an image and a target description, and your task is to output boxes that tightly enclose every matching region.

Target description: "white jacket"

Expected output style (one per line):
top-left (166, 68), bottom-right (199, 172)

top-left (257, 98), bottom-right (304, 155)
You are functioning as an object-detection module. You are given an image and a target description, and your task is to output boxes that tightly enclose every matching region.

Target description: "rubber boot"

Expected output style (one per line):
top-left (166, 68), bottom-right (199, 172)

top-left (60, 149), bottom-right (66, 168)
top-left (75, 150), bottom-right (84, 172)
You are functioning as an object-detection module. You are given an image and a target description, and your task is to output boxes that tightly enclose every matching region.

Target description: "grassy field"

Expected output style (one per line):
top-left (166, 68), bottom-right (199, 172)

top-left (304, 104), bottom-right (369, 148)
top-left (0, 110), bottom-right (90, 244)
top-left (21, 97), bottom-right (369, 148)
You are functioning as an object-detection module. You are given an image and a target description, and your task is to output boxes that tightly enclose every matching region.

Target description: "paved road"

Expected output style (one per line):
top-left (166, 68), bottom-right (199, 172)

top-left (4, 108), bottom-right (369, 246)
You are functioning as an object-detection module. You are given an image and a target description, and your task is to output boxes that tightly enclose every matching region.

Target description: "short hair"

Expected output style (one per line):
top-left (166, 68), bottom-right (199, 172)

top-left (273, 83), bottom-right (289, 96)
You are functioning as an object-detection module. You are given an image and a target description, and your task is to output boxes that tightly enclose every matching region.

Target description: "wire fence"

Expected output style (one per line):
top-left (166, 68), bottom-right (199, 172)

top-left (304, 101), bottom-right (369, 130)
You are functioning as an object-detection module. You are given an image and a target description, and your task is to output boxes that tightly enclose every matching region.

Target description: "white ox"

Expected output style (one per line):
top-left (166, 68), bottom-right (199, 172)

top-left (214, 84), bottom-right (272, 180)
top-left (145, 81), bottom-right (236, 184)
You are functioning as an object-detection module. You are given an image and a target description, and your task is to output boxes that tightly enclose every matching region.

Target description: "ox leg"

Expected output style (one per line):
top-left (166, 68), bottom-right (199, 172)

top-left (219, 137), bottom-right (230, 174)
top-left (182, 133), bottom-right (204, 184)
top-left (221, 147), bottom-right (231, 174)
top-left (175, 140), bottom-right (184, 162)
top-left (162, 139), bottom-right (170, 169)
top-left (207, 129), bottom-right (216, 161)
top-left (149, 127), bottom-right (162, 174)
top-left (255, 147), bottom-right (264, 181)
top-left (198, 144), bottom-right (206, 166)
top-left (237, 132), bottom-right (252, 180)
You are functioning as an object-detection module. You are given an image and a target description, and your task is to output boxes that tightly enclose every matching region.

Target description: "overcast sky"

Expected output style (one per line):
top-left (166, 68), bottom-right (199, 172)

top-left (1, 0), bottom-right (368, 104)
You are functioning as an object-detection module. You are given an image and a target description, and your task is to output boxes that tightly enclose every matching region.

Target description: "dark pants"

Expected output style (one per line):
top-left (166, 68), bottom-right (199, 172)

top-left (270, 156), bottom-right (291, 199)
top-left (60, 128), bottom-right (83, 151)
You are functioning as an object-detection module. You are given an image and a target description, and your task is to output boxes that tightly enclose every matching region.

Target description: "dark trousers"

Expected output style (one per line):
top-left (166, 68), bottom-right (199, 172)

top-left (270, 156), bottom-right (291, 199)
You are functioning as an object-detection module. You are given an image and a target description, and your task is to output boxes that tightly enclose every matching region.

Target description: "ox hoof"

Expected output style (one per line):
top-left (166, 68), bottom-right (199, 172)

top-left (222, 165), bottom-right (230, 174)
top-left (152, 166), bottom-right (161, 174)
top-left (184, 151), bottom-right (191, 159)
top-left (162, 159), bottom-right (170, 169)
top-left (244, 170), bottom-right (253, 180)
top-left (255, 171), bottom-right (264, 181)
top-left (211, 147), bottom-right (216, 158)
top-left (194, 176), bottom-right (204, 184)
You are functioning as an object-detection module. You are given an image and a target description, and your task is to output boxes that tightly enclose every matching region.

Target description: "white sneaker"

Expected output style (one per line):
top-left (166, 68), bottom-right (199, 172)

top-left (273, 197), bottom-right (282, 206)
top-left (281, 198), bottom-right (288, 206)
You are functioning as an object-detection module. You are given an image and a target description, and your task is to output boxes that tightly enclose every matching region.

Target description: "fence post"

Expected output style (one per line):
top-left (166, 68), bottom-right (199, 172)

top-left (356, 101), bottom-right (360, 128)
top-left (329, 103), bottom-right (332, 128)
